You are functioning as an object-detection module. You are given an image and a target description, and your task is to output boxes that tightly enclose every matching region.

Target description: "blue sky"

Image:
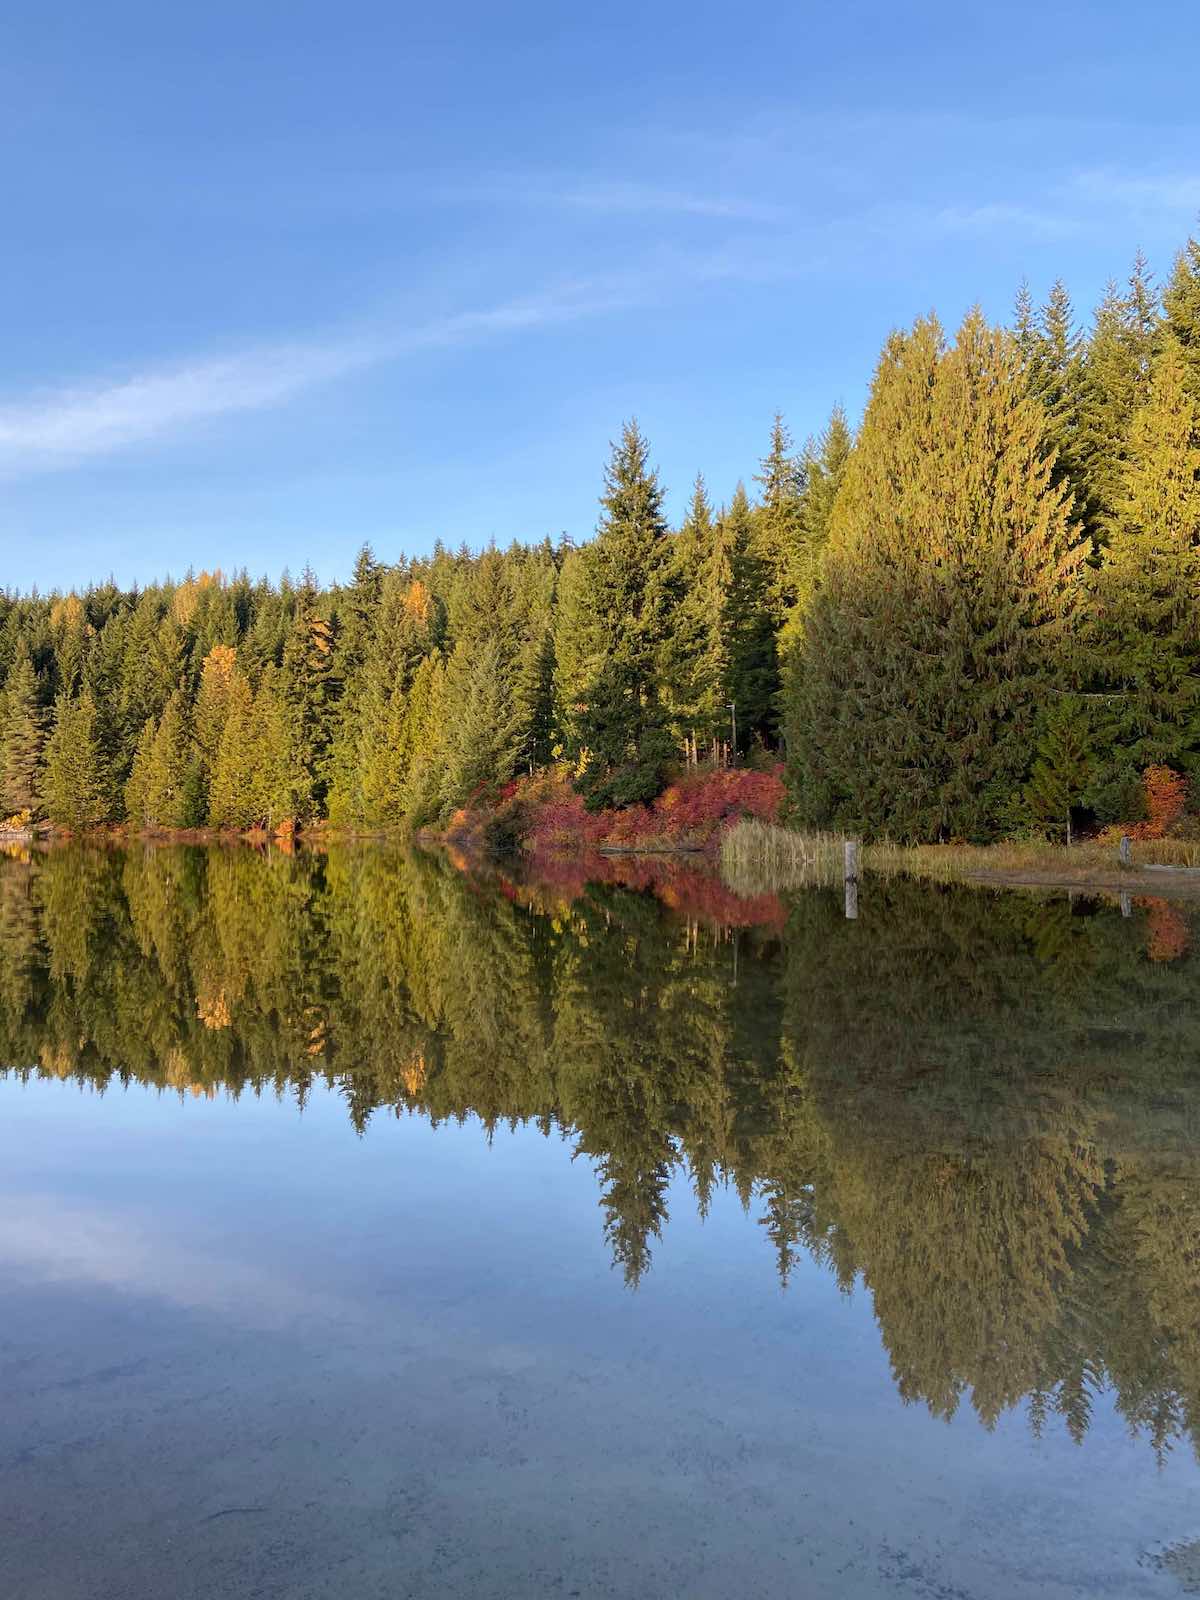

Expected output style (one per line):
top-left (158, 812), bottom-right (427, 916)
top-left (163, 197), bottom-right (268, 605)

top-left (2, 0), bottom-right (1198, 592)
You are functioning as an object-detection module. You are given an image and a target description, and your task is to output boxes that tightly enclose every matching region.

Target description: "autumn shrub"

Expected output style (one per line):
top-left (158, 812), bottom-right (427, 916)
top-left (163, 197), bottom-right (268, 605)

top-left (1097, 765), bottom-right (1191, 843)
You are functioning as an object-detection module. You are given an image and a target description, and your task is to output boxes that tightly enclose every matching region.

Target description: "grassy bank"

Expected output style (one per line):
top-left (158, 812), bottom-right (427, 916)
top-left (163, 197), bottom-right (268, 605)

top-left (720, 818), bottom-right (1200, 898)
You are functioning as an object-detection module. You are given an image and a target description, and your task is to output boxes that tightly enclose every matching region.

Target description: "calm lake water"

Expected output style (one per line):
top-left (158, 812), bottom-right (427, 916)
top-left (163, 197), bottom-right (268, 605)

top-left (2, 843), bottom-right (1200, 1599)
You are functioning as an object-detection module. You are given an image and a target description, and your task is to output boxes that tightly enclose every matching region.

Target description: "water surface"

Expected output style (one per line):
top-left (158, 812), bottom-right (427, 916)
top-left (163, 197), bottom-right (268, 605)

top-left (2, 844), bottom-right (1199, 1598)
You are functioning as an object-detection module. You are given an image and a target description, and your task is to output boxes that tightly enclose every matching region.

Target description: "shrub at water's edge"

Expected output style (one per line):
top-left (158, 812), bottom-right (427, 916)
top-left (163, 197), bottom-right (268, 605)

top-left (440, 763), bottom-right (786, 859)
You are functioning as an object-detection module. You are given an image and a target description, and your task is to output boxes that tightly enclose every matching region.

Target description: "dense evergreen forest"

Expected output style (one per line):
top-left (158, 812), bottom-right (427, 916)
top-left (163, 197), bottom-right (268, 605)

top-left (3, 231), bottom-right (1199, 841)
top-left (3, 843), bottom-right (1199, 1452)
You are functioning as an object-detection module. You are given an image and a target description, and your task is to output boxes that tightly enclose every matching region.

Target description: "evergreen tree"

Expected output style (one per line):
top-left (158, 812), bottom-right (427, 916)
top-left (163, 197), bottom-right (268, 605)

top-left (279, 577), bottom-right (338, 820)
top-left (788, 312), bottom-right (1083, 840)
top-left (209, 667), bottom-right (292, 830)
top-left (723, 484), bottom-right (778, 751)
top-left (193, 645), bottom-right (245, 815)
top-left (753, 412), bottom-right (805, 619)
top-left (571, 422), bottom-right (678, 809)
top-left (669, 473), bottom-right (732, 752)
top-left (1075, 255), bottom-right (1159, 550)
top-left (398, 654), bottom-right (450, 824)
top-left (1015, 280), bottom-right (1085, 492)
top-left (43, 691), bottom-right (111, 829)
top-left (442, 636), bottom-right (522, 806)
top-left (123, 692), bottom-right (201, 828)
top-left (1024, 697), bottom-right (1094, 841)
top-left (0, 655), bottom-right (46, 817)
top-left (1090, 337), bottom-right (1200, 773)
top-left (1163, 234), bottom-right (1200, 390)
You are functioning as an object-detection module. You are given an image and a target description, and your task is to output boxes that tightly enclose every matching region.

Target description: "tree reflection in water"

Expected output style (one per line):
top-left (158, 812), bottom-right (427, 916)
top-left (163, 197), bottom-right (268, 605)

top-left (2, 841), bottom-right (1198, 1457)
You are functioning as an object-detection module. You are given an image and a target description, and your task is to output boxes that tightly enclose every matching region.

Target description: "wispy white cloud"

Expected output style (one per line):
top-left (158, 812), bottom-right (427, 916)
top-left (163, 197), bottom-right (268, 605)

top-left (929, 201), bottom-right (1083, 240)
top-left (443, 175), bottom-right (786, 224)
top-left (0, 339), bottom-right (374, 467)
top-left (540, 180), bottom-right (786, 223)
top-left (0, 278), bottom-right (651, 478)
top-left (1072, 170), bottom-right (1200, 215)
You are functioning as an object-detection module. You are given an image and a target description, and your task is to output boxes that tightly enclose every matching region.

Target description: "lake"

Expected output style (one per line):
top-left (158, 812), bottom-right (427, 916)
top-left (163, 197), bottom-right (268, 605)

top-left (2, 842), bottom-right (1199, 1599)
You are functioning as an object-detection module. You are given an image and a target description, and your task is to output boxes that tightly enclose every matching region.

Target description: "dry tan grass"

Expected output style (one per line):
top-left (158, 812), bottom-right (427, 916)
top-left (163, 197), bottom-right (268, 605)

top-left (720, 819), bottom-right (1200, 896)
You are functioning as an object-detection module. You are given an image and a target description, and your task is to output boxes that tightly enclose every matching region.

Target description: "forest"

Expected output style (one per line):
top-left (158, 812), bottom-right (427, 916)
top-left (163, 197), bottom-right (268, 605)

top-left (2, 842), bottom-right (1199, 1454)
top-left (1, 230), bottom-right (1199, 843)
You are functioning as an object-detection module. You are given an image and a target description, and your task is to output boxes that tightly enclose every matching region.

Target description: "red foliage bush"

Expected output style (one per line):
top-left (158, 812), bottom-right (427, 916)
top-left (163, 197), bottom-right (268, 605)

top-left (1097, 765), bottom-right (1191, 843)
top-left (515, 764), bottom-right (786, 857)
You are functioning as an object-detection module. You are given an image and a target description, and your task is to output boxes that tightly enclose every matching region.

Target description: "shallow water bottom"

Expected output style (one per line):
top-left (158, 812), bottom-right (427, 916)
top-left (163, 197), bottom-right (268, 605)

top-left (2, 1078), bottom-right (1197, 1600)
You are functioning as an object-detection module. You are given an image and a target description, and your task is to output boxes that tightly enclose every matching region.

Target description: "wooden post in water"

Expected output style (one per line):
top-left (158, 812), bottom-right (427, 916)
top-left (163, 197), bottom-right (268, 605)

top-left (1119, 834), bottom-right (1133, 869)
top-left (1120, 891), bottom-right (1132, 918)
top-left (844, 839), bottom-right (859, 920)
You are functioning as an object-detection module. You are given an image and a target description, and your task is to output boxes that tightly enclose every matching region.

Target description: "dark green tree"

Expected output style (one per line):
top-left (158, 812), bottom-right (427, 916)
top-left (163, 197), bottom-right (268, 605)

top-left (571, 422), bottom-right (677, 809)
top-left (43, 690), bottom-right (112, 829)
top-left (788, 312), bottom-right (1083, 840)
top-left (0, 655), bottom-right (46, 818)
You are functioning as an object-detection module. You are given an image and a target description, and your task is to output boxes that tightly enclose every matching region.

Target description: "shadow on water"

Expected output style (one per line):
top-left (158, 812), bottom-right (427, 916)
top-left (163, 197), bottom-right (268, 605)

top-left (2, 840), bottom-right (1199, 1459)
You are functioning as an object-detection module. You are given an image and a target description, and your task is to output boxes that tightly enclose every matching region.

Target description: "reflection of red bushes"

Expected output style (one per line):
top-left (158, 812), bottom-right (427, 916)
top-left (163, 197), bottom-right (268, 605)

top-left (440, 766), bottom-right (788, 929)
top-left (502, 851), bottom-right (786, 931)
top-left (1139, 897), bottom-right (1191, 963)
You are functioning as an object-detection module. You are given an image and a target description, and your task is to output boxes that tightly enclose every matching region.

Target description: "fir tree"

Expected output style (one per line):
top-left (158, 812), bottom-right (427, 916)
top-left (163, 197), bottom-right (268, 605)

top-left (193, 645), bottom-right (245, 814)
top-left (123, 692), bottom-right (201, 828)
top-left (753, 412), bottom-right (805, 619)
top-left (1024, 697), bottom-right (1094, 841)
top-left (43, 691), bottom-right (111, 829)
top-left (1016, 280), bottom-right (1085, 493)
top-left (279, 579), bottom-right (338, 821)
top-left (669, 473), bottom-right (732, 752)
top-left (1075, 255), bottom-right (1159, 550)
top-left (442, 636), bottom-right (522, 806)
top-left (1090, 337), bottom-right (1200, 772)
top-left (1163, 234), bottom-right (1200, 390)
top-left (571, 422), bottom-right (678, 809)
top-left (723, 484), bottom-right (778, 751)
top-left (0, 655), bottom-right (46, 818)
top-left (788, 312), bottom-right (1083, 840)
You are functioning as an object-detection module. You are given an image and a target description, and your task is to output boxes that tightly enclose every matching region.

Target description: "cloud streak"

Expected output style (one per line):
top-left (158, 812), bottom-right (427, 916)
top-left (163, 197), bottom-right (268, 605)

top-left (0, 279), bottom-right (647, 478)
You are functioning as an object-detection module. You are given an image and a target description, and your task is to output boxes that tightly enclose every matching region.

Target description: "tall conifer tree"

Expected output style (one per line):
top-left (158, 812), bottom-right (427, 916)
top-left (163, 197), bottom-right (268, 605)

top-left (0, 655), bottom-right (46, 818)
top-left (570, 422), bottom-right (677, 808)
top-left (43, 691), bottom-right (112, 829)
top-left (789, 312), bottom-right (1083, 839)
top-left (1090, 337), bottom-right (1200, 772)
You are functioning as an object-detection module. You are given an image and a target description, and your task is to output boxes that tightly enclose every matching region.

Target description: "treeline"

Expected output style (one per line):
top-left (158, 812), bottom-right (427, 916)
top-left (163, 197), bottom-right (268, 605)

top-left (2, 231), bottom-right (1199, 839)
top-left (3, 843), bottom-right (1200, 1451)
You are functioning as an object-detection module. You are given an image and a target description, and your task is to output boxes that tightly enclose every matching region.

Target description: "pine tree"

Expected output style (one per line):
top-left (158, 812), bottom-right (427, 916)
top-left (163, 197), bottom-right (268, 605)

top-left (571, 422), bottom-right (677, 809)
top-left (1090, 337), bottom-right (1200, 773)
top-left (1163, 234), bottom-right (1200, 391)
top-left (123, 691), bottom-right (201, 828)
top-left (442, 636), bottom-right (522, 806)
top-left (669, 474), bottom-right (732, 752)
top-left (43, 690), bottom-right (112, 829)
top-left (398, 653), bottom-right (450, 824)
top-left (341, 573), bottom-right (440, 824)
top-left (778, 409), bottom-right (853, 763)
top-left (1075, 255), bottom-right (1159, 550)
top-left (1024, 697), bottom-right (1094, 841)
top-left (1015, 280), bottom-right (1085, 493)
top-left (788, 312), bottom-right (1083, 840)
top-left (0, 655), bottom-right (46, 818)
top-left (193, 645), bottom-right (245, 815)
top-left (723, 484), bottom-right (778, 750)
top-left (279, 579), bottom-right (338, 821)
top-left (209, 667), bottom-right (292, 830)
top-left (753, 412), bottom-right (805, 619)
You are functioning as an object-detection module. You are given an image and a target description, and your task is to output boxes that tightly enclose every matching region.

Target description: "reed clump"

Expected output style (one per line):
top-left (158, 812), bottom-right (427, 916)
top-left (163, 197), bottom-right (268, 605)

top-left (720, 819), bottom-right (1200, 896)
top-left (719, 819), bottom-right (849, 893)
